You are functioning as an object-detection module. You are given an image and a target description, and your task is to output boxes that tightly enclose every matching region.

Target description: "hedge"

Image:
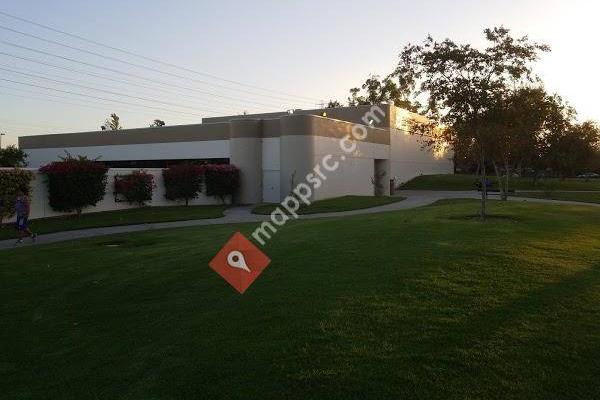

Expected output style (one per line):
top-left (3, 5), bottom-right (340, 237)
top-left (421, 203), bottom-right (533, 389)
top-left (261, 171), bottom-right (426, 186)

top-left (163, 163), bottom-right (240, 205)
top-left (0, 168), bottom-right (34, 225)
top-left (39, 155), bottom-right (108, 215)
top-left (114, 170), bottom-right (155, 206)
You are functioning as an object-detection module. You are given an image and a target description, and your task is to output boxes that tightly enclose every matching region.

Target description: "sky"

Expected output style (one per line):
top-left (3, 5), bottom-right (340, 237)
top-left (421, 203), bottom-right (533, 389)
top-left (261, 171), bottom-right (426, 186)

top-left (0, 0), bottom-right (598, 147)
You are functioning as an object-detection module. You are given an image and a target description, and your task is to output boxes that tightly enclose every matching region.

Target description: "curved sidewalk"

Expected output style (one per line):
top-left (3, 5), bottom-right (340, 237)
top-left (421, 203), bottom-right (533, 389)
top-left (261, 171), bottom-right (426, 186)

top-left (1, 191), bottom-right (597, 250)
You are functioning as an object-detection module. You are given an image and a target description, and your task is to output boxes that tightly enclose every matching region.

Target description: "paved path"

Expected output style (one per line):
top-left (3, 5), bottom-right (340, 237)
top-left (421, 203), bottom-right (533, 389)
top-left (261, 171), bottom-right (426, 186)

top-left (2, 191), bottom-right (598, 250)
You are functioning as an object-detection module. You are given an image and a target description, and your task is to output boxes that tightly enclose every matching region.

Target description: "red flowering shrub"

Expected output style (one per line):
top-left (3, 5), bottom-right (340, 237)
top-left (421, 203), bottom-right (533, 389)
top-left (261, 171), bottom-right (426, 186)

top-left (162, 163), bottom-right (205, 206)
top-left (114, 170), bottom-right (155, 206)
top-left (204, 164), bottom-right (240, 202)
top-left (39, 155), bottom-right (108, 215)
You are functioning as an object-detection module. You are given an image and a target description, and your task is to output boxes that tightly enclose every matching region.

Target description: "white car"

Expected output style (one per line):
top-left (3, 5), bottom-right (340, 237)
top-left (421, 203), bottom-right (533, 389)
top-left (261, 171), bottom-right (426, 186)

top-left (577, 172), bottom-right (600, 179)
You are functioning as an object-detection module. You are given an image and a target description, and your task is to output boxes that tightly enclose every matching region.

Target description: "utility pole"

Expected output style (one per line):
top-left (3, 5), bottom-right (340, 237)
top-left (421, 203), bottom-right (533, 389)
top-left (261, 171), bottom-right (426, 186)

top-left (0, 132), bottom-right (5, 149)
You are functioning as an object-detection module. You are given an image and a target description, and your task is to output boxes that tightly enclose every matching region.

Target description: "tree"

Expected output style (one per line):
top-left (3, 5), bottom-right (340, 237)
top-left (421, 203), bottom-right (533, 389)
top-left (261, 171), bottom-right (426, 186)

top-left (347, 74), bottom-right (419, 112)
top-left (0, 145), bottom-right (28, 167)
top-left (545, 121), bottom-right (600, 178)
top-left (150, 119), bottom-right (166, 127)
top-left (102, 113), bottom-right (122, 131)
top-left (326, 100), bottom-right (342, 108)
top-left (483, 86), bottom-right (558, 199)
top-left (395, 27), bottom-right (549, 218)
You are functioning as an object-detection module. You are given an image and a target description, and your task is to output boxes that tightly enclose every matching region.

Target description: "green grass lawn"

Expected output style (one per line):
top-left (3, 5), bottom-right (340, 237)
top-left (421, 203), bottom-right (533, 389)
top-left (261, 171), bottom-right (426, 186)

top-left (516, 191), bottom-right (600, 204)
top-left (401, 174), bottom-right (600, 191)
top-left (0, 205), bottom-right (227, 240)
top-left (2, 200), bottom-right (600, 399)
top-left (252, 195), bottom-right (405, 215)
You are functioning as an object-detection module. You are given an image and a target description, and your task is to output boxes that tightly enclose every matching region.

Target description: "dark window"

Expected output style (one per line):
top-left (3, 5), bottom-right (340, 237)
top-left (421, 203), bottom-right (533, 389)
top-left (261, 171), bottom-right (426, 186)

top-left (99, 158), bottom-right (229, 168)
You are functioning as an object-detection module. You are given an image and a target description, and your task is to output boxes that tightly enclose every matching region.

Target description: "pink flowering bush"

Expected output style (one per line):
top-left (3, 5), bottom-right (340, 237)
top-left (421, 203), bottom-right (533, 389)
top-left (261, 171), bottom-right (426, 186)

top-left (162, 163), bottom-right (205, 206)
top-left (204, 164), bottom-right (240, 202)
top-left (114, 170), bottom-right (155, 206)
top-left (39, 154), bottom-right (108, 215)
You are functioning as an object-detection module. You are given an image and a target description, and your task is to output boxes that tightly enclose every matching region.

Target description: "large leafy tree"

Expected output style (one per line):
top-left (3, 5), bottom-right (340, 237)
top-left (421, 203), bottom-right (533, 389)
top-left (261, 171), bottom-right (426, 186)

top-left (395, 27), bottom-right (549, 218)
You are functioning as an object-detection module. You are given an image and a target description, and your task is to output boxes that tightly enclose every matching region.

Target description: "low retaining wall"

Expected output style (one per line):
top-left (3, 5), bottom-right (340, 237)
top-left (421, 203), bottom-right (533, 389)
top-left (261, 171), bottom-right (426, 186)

top-left (3, 168), bottom-right (227, 222)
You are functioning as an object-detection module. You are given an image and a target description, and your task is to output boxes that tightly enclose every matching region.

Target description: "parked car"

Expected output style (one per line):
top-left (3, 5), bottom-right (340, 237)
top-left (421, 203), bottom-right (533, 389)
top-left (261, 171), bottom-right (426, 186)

top-left (577, 172), bottom-right (600, 179)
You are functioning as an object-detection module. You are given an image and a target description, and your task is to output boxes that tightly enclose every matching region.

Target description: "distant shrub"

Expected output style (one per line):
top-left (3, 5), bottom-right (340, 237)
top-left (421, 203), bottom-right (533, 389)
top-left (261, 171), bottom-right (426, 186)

top-left (163, 163), bottom-right (204, 206)
top-left (0, 168), bottom-right (34, 225)
top-left (0, 145), bottom-right (28, 167)
top-left (114, 170), bottom-right (155, 206)
top-left (39, 155), bottom-right (108, 215)
top-left (204, 164), bottom-right (240, 202)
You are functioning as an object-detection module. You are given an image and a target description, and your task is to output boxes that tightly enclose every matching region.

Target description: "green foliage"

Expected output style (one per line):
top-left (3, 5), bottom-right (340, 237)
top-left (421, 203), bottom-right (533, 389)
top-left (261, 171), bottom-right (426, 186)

top-left (544, 121), bottom-right (600, 177)
top-left (39, 155), bottom-right (108, 215)
top-left (347, 74), bottom-right (419, 111)
top-left (0, 168), bottom-right (34, 224)
top-left (114, 170), bottom-right (155, 206)
top-left (0, 145), bottom-right (28, 167)
top-left (163, 163), bottom-right (204, 206)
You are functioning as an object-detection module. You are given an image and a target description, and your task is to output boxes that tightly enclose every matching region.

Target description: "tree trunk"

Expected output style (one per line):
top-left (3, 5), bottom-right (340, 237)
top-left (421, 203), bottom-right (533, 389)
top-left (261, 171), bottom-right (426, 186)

top-left (492, 160), bottom-right (506, 201)
top-left (504, 159), bottom-right (510, 201)
top-left (480, 152), bottom-right (487, 220)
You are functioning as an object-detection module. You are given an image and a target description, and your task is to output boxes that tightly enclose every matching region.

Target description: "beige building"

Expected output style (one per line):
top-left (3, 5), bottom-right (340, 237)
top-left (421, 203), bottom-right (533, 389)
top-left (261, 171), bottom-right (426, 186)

top-left (19, 104), bottom-right (453, 204)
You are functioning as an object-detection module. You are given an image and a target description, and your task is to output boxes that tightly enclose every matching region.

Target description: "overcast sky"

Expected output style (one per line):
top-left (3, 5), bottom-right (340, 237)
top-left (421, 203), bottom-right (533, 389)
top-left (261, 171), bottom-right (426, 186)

top-left (0, 0), bottom-right (598, 147)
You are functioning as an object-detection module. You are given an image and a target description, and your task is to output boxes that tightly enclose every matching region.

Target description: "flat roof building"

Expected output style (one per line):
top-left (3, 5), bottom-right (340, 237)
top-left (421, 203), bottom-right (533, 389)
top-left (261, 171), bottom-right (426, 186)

top-left (19, 104), bottom-right (453, 203)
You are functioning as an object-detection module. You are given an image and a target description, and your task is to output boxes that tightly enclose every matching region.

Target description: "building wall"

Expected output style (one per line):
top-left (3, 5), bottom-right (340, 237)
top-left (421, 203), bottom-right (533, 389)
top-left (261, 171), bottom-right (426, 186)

top-left (278, 114), bottom-right (391, 201)
top-left (18, 105), bottom-right (454, 204)
top-left (3, 168), bottom-right (226, 222)
top-left (229, 119), bottom-right (263, 204)
top-left (261, 137), bottom-right (281, 203)
top-left (311, 136), bottom-right (390, 200)
top-left (389, 128), bottom-right (453, 187)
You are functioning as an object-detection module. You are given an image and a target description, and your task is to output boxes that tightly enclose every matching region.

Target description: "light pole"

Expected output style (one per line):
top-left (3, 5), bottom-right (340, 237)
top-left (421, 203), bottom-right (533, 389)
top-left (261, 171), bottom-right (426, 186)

top-left (0, 132), bottom-right (5, 149)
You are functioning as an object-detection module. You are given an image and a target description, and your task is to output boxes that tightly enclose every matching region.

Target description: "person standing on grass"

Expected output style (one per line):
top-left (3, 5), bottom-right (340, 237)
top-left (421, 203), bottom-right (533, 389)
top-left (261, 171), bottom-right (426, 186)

top-left (15, 188), bottom-right (36, 245)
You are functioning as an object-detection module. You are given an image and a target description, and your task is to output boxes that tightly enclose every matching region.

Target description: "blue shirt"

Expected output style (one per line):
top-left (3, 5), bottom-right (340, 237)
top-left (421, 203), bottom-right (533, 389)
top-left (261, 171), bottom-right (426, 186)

top-left (15, 195), bottom-right (28, 216)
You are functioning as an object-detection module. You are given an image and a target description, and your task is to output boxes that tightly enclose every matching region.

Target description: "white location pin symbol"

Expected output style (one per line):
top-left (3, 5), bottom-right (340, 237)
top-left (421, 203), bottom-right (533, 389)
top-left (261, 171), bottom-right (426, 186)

top-left (227, 250), bottom-right (251, 273)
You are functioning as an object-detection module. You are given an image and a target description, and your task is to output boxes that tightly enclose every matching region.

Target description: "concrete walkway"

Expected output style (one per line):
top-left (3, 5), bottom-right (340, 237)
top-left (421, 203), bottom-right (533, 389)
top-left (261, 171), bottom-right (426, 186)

top-left (2, 191), bottom-right (598, 250)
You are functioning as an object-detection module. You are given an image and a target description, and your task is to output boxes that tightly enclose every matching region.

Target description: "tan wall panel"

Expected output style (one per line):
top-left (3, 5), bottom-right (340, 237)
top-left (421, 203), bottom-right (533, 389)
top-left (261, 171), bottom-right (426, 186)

top-left (19, 123), bottom-right (231, 149)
